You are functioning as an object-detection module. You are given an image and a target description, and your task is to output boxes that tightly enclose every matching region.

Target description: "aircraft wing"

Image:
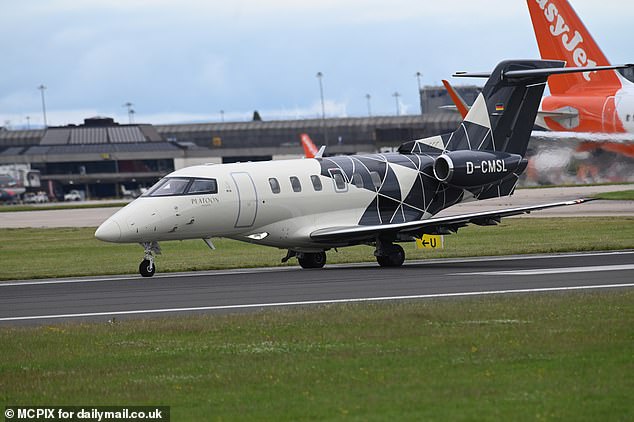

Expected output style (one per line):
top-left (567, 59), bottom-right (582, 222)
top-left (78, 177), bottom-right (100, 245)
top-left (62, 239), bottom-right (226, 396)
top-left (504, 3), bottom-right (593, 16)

top-left (310, 198), bottom-right (593, 242)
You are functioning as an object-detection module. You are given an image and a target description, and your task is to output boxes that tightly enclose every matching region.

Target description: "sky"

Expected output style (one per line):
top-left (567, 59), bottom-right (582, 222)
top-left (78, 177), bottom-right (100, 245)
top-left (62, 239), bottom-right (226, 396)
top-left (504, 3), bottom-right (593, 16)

top-left (0, 0), bottom-right (632, 128)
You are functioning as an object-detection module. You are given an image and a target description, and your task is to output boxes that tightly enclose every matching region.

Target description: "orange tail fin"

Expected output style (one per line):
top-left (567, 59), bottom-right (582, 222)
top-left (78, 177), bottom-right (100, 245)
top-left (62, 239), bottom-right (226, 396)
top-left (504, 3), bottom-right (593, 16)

top-left (300, 133), bottom-right (318, 158)
top-left (441, 80), bottom-right (469, 119)
top-left (526, 0), bottom-right (621, 94)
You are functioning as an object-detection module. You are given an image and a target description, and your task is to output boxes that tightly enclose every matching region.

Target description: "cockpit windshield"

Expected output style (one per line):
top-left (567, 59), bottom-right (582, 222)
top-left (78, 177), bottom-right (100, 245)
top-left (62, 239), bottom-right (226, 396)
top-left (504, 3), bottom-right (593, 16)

top-left (144, 177), bottom-right (218, 197)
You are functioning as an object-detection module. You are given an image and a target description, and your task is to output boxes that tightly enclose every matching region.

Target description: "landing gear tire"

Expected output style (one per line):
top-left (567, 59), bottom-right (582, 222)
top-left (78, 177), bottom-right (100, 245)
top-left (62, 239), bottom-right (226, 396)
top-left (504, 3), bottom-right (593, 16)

top-left (376, 244), bottom-right (405, 267)
top-left (298, 251), bottom-right (327, 269)
top-left (139, 259), bottom-right (156, 277)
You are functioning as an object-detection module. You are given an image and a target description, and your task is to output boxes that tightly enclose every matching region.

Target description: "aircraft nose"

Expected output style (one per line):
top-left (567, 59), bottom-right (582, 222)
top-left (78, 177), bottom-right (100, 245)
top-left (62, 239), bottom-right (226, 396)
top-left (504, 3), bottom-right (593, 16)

top-left (95, 219), bottom-right (122, 242)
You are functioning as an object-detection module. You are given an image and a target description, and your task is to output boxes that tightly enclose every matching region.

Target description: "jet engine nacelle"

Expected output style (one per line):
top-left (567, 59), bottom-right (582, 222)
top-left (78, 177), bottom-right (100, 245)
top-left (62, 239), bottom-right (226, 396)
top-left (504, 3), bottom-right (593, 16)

top-left (433, 150), bottom-right (526, 187)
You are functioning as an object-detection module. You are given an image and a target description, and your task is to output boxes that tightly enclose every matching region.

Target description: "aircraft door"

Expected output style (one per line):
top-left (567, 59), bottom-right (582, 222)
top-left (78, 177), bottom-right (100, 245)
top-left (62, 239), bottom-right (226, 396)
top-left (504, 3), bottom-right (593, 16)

top-left (231, 172), bottom-right (258, 228)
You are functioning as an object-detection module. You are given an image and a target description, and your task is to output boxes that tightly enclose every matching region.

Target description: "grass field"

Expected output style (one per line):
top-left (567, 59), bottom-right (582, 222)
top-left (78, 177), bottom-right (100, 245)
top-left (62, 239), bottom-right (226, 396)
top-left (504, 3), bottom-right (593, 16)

top-left (1, 217), bottom-right (633, 280)
top-left (1, 290), bottom-right (632, 420)
top-left (2, 217), bottom-right (633, 419)
top-left (594, 190), bottom-right (634, 200)
top-left (0, 202), bottom-right (129, 213)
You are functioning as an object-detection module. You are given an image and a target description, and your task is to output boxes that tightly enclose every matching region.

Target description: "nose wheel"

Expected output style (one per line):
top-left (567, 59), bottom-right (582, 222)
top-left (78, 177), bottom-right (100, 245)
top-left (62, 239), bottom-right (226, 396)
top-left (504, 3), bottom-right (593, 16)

top-left (139, 241), bottom-right (161, 277)
top-left (139, 259), bottom-right (155, 277)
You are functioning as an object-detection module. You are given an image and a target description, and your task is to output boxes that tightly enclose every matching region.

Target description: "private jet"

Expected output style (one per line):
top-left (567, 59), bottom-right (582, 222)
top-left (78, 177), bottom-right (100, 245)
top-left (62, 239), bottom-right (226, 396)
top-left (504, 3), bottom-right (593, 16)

top-left (95, 59), bottom-right (630, 276)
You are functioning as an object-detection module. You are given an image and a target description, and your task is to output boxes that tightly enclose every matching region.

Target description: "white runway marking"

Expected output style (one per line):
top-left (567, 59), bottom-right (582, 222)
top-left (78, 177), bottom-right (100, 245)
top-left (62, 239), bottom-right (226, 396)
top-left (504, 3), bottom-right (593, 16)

top-left (1, 283), bottom-right (633, 322)
top-left (454, 264), bottom-right (634, 276)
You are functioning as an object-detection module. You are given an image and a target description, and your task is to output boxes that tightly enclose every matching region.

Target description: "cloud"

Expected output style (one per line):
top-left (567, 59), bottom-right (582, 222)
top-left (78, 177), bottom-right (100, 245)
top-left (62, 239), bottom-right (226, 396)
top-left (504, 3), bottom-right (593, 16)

top-left (1, 0), bottom-right (631, 125)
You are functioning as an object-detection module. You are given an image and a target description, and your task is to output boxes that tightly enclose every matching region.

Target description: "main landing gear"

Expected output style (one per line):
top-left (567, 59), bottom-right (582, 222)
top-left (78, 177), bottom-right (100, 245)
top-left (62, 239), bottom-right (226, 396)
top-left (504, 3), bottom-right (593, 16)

top-left (374, 238), bottom-right (405, 268)
top-left (298, 251), bottom-right (327, 269)
top-left (282, 250), bottom-right (327, 269)
top-left (139, 241), bottom-right (161, 277)
top-left (282, 238), bottom-right (407, 269)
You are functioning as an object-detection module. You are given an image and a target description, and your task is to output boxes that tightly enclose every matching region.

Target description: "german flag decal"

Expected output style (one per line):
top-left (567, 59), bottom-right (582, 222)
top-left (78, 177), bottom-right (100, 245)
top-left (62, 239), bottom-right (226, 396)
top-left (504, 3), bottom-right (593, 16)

top-left (495, 103), bottom-right (505, 111)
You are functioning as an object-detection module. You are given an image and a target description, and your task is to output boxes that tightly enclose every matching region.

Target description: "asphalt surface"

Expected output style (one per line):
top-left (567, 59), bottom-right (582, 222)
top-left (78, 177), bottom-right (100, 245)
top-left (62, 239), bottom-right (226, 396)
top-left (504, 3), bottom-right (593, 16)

top-left (1, 184), bottom-right (633, 228)
top-left (1, 251), bottom-right (632, 326)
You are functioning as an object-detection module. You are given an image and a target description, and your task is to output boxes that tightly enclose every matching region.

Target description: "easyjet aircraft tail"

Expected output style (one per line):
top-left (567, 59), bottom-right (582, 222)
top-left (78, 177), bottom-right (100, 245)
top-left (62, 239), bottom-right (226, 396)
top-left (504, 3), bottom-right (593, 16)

top-left (300, 133), bottom-right (319, 158)
top-left (527, 0), bottom-right (622, 95)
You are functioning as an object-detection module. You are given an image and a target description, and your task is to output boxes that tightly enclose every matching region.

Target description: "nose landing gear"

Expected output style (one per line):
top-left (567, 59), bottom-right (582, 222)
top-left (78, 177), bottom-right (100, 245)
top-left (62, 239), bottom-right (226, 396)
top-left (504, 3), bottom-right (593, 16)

top-left (139, 241), bottom-right (161, 277)
top-left (139, 259), bottom-right (155, 277)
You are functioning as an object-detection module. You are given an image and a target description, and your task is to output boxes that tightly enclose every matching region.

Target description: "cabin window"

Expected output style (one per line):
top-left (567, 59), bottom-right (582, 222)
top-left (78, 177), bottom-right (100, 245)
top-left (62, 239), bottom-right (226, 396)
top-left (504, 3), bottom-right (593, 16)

top-left (370, 171), bottom-right (382, 190)
top-left (188, 178), bottom-right (218, 194)
top-left (269, 177), bottom-right (281, 194)
top-left (352, 173), bottom-right (363, 188)
top-left (333, 173), bottom-right (346, 191)
top-left (290, 176), bottom-right (302, 192)
top-left (310, 175), bottom-right (322, 191)
top-left (147, 178), bottom-right (190, 197)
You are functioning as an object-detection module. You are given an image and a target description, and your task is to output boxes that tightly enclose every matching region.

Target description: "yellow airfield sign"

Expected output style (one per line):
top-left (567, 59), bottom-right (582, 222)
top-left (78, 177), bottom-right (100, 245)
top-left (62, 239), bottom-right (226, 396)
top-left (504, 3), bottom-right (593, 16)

top-left (415, 234), bottom-right (444, 249)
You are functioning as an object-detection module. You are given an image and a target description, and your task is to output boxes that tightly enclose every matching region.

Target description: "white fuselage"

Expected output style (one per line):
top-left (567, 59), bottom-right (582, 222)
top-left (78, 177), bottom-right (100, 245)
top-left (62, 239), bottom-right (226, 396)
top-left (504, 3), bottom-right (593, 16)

top-left (616, 82), bottom-right (634, 133)
top-left (536, 76), bottom-right (634, 134)
top-left (96, 156), bottom-right (436, 252)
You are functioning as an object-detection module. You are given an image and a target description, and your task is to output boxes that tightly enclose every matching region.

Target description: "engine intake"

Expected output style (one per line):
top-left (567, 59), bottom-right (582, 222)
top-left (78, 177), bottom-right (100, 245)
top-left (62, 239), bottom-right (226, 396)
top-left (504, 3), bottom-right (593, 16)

top-left (433, 150), bottom-right (526, 187)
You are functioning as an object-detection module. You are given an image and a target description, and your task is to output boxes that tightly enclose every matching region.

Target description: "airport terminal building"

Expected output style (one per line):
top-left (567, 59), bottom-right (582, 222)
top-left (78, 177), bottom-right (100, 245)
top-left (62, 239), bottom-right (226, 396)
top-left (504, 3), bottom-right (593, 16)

top-left (0, 113), bottom-right (462, 199)
top-left (2, 80), bottom-right (633, 200)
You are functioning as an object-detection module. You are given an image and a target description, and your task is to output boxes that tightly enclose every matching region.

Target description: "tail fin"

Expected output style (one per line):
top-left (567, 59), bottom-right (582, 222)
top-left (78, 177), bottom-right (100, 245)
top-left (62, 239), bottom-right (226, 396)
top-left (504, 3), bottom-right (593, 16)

top-left (444, 60), bottom-right (564, 156)
top-left (403, 60), bottom-right (631, 157)
top-left (526, 0), bottom-right (620, 94)
top-left (442, 80), bottom-right (470, 119)
top-left (300, 133), bottom-right (319, 158)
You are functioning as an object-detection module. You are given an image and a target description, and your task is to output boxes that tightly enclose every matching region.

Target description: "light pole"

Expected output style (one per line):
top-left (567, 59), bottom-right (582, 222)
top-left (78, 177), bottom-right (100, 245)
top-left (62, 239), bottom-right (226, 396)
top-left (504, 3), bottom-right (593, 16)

top-left (365, 94), bottom-right (372, 117)
top-left (123, 102), bottom-right (135, 124)
top-left (26, 116), bottom-right (31, 129)
top-left (416, 72), bottom-right (423, 114)
top-left (316, 72), bottom-right (328, 145)
top-left (37, 85), bottom-right (47, 127)
top-left (392, 91), bottom-right (401, 116)
top-left (220, 110), bottom-right (225, 122)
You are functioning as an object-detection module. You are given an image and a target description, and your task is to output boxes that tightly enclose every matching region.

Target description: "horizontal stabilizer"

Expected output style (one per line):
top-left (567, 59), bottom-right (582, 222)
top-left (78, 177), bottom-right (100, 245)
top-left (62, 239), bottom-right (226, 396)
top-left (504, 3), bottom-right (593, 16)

top-left (454, 64), bottom-right (633, 79)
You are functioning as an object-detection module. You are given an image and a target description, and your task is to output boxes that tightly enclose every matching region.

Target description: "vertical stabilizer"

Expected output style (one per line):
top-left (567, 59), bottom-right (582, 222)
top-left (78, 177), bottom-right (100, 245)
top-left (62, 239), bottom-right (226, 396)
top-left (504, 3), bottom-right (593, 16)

top-left (300, 133), bottom-right (319, 158)
top-left (526, 0), bottom-right (621, 94)
top-left (444, 60), bottom-right (564, 156)
top-left (442, 80), bottom-right (470, 118)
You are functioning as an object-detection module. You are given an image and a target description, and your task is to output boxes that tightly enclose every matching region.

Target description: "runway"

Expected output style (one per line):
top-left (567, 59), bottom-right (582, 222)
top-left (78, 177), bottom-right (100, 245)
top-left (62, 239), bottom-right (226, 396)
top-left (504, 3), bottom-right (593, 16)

top-left (1, 250), bottom-right (632, 326)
